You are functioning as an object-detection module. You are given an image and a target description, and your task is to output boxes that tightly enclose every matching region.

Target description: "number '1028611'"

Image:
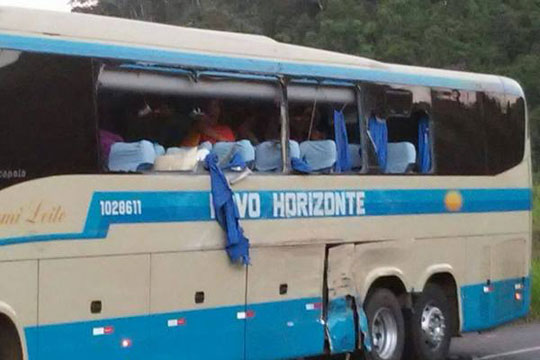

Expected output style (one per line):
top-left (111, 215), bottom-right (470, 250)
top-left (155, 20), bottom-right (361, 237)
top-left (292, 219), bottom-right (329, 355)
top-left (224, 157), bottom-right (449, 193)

top-left (99, 200), bottom-right (142, 216)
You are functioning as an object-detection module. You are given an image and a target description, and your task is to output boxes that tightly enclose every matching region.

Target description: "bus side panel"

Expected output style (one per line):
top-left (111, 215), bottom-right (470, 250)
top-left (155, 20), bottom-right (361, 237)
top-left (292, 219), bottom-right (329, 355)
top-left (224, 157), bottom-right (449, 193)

top-left (36, 255), bottom-right (150, 360)
top-left (245, 245), bottom-right (325, 360)
top-left (461, 234), bottom-right (530, 332)
top-left (149, 251), bottom-right (246, 360)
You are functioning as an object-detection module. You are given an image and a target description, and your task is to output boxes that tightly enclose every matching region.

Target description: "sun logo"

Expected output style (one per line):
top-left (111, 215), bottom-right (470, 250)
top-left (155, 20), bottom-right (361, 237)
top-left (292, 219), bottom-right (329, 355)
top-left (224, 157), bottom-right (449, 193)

top-left (444, 190), bottom-right (463, 212)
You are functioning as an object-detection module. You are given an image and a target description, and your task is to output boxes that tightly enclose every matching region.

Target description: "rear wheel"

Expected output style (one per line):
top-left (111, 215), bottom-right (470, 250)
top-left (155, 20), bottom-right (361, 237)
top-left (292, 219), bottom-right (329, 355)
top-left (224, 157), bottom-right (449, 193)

top-left (405, 284), bottom-right (452, 360)
top-left (364, 288), bottom-right (405, 360)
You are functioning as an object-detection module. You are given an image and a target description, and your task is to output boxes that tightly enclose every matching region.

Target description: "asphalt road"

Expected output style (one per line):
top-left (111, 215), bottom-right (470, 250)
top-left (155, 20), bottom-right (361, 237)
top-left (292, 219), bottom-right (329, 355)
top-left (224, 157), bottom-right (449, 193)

top-left (448, 322), bottom-right (540, 360)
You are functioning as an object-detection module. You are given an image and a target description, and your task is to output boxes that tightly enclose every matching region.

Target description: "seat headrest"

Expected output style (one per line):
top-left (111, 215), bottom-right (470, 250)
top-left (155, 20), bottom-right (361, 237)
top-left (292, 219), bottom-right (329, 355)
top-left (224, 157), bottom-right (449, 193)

top-left (213, 140), bottom-right (255, 167)
top-left (386, 142), bottom-right (416, 173)
top-left (108, 140), bottom-right (156, 172)
top-left (300, 140), bottom-right (337, 171)
top-left (255, 140), bottom-right (300, 172)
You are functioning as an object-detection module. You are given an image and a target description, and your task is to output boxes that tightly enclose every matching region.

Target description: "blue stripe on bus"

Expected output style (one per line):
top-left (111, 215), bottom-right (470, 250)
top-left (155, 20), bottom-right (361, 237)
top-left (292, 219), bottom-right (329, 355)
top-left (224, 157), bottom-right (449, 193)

top-left (0, 188), bottom-right (531, 246)
top-left (0, 32), bottom-right (486, 91)
top-left (24, 297), bottom-right (324, 360)
top-left (23, 275), bottom-right (531, 360)
top-left (461, 276), bottom-right (531, 332)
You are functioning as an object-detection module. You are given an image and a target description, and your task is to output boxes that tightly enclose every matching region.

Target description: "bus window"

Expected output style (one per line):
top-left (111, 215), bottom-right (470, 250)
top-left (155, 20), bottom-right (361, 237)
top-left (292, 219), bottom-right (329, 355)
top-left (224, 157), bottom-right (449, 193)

top-left (287, 84), bottom-right (360, 173)
top-left (0, 51), bottom-right (98, 189)
top-left (96, 68), bottom-right (283, 173)
top-left (363, 84), bottom-right (432, 174)
top-left (432, 89), bottom-right (487, 175)
top-left (483, 93), bottom-right (526, 174)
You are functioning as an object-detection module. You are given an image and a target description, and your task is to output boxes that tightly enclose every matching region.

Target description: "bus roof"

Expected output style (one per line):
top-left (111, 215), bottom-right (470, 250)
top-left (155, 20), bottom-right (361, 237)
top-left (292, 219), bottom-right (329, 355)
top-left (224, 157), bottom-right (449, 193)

top-left (0, 6), bottom-right (524, 97)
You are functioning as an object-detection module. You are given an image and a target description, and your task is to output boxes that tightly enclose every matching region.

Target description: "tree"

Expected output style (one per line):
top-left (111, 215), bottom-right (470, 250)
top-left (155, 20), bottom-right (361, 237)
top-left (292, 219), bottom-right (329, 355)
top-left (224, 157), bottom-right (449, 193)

top-left (70, 0), bottom-right (540, 170)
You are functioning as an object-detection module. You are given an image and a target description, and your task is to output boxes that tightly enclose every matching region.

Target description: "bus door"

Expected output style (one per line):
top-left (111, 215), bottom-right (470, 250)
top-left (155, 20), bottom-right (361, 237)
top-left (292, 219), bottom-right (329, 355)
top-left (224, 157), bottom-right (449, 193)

top-left (245, 245), bottom-right (326, 360)
top-left (149, 250), bottom-right (247, 360)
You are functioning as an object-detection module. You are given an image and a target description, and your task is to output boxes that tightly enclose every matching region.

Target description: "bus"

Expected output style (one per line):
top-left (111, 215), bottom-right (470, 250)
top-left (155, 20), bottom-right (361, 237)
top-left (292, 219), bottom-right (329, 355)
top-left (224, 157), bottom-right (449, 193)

top-left (0, 6), bottom-right (531, 360)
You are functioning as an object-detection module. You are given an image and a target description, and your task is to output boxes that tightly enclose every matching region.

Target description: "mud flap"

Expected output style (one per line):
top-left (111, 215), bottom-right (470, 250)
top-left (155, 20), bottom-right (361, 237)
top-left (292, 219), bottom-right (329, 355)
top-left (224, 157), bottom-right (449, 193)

top-left (326, 244), bottom-right (357, 354)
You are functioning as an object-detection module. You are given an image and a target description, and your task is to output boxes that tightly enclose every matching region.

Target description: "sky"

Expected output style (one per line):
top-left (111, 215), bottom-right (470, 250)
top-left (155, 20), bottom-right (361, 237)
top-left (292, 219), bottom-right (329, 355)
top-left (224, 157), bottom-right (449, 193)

top-left (0, 0), bottom-right (71, 12)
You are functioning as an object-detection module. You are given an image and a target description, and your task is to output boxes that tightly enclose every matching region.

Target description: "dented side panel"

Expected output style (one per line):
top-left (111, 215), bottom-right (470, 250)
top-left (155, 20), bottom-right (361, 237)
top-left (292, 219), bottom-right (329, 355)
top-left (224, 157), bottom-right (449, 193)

top-left (326, 297), bottom-right (356, 353)
top-left (326, 244), bottom-right (357, 354)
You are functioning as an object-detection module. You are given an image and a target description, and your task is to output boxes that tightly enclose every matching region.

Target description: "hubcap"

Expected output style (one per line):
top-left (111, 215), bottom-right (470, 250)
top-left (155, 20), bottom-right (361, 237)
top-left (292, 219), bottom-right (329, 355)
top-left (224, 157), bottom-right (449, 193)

top-left (420, 303), bottom-right (446, 350)
top-left (371, 307), bottom-right (398, 359)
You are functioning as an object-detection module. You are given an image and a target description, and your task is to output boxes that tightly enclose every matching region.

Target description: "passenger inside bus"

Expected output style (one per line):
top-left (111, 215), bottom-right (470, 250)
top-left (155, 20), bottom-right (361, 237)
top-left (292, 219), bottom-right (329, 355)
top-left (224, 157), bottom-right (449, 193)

top-left (180, 99), bottom-right (235, 146)
top-left (100, 89), bottom-right (372, 174)
top-left (99, 93), bottom-right (284, 173)
top-left (289, 105), bottom-right (327, 142)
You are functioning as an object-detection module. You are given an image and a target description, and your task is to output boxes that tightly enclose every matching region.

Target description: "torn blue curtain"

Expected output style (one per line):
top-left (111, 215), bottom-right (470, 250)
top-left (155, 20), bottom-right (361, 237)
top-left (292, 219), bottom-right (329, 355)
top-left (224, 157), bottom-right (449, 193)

top-left (368, 116), bottom-right (388, 171)
top-left (291, 156), bottom-right (313, 174)
top-left (222, 152), bottom-right (247, 171)
top-left (333, 110), bottom-right (351, 172)
top-left (205, 153), bottom-right (250, 264)
top-left (418, 115), bottom-right (431, 173)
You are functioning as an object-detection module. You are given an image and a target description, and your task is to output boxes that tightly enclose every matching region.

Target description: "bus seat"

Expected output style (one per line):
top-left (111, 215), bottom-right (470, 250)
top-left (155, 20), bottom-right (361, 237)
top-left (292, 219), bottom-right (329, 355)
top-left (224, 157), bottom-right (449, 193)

top-left (255, 140), bottom-right (300, 172)
top-left (154, 143), bottom-right (166, 157)
top-left (348, 144), bottom-right (362, 170)
top-left (300, 140), bottom-right (337, 172)
top-left (199, 141), bottom-right (213, 153)
top-left (108, 140), bottom-right (156, 172)
top-left (386, 142), bottom-right (416, 174)
top-left (155, 146), bottom-right (199, 171)
top-left (213, 140), bottom-right (255, 169)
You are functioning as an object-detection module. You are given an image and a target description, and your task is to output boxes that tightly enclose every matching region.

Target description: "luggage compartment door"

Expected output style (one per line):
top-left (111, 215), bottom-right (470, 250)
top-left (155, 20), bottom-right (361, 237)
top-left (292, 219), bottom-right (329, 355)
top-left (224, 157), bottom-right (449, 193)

top-left (245, 245), bottom-right (326, 360)
top-left (38, 255), bottom-right (151, 360)
top-left (150, 250), bottom-right (247, 360)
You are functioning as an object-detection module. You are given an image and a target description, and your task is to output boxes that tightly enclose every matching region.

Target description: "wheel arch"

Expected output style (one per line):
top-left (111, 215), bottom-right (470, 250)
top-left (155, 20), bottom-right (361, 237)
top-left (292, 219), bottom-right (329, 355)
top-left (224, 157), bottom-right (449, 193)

top-left (363, 268), bottom-right (410, 308)
top-left (0, 302), bottom-right (27, 360)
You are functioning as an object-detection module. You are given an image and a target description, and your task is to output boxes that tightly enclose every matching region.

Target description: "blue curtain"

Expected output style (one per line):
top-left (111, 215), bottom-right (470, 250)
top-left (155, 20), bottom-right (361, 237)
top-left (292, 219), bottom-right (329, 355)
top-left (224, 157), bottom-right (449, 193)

top-left (418, 116), bottom-right (431, 173)
top-left (368, 116), bottom-right (388, 171)
top-left (206, 153), bottom-right (250, 264)
top-left (291, 156), bottom-right (313, 173)
top-left (333, 110), bottom-right (351, 173)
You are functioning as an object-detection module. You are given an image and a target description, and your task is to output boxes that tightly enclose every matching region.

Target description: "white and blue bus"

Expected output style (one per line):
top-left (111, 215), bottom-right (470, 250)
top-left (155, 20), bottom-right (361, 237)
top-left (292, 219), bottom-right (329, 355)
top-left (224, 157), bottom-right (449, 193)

top-left (0, 6), bottom-right (531, 360)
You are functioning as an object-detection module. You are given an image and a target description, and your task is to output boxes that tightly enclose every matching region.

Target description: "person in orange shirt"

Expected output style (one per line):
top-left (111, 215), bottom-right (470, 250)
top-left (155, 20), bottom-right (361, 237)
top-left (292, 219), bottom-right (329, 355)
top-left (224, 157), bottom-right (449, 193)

top-left (181, 99), bottom-right (235, 146)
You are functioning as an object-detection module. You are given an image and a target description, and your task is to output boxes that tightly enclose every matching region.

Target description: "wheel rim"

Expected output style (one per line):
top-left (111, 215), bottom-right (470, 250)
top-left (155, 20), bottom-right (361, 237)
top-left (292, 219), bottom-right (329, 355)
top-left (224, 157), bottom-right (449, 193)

top-left (420, 303), bottom-right (446, 350)
top-left (371, 307), bottom-right (398, 359)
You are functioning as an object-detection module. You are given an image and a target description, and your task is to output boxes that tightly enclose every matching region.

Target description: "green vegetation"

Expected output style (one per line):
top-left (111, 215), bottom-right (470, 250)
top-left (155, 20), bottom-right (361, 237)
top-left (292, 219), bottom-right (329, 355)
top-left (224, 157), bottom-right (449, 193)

top-left (70, 0), bottom-right (540, 319)
top-left (71, 0), bottom-right (540, 168)
top-left (532, 260), bottom-right (540, 320)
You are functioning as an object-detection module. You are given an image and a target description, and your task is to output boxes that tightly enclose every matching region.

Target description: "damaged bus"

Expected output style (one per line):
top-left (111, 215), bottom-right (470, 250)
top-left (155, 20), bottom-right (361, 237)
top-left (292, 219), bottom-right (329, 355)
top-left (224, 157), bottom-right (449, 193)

top-left (0, 6), bottom-right (531, 360)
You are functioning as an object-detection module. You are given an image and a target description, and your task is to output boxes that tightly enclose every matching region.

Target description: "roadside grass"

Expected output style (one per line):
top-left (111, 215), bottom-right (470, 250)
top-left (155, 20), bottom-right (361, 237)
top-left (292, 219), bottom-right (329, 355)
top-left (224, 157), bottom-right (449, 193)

top-left (532, 259), bottom-right (540, 320)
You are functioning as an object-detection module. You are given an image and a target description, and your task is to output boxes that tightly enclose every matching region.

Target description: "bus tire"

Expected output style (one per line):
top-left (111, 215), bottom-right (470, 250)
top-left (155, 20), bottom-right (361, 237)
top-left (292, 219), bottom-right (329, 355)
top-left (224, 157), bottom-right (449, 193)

top-left (364, 288), bottom-right (405, 360)
top-left (405, 284), bottom-right (452, 360)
